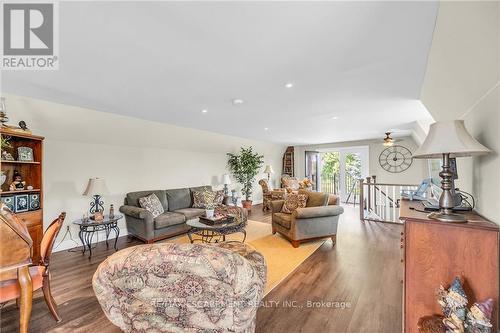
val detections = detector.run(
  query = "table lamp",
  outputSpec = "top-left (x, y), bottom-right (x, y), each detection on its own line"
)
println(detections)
top-left (413, 120), bottom-right (491, 222)
top-left (222, 174), bottom-right (231, 196)
top-left (263, 165), bottom-right (274, 182)
top-left (83, 178), bottom-right (108, 215)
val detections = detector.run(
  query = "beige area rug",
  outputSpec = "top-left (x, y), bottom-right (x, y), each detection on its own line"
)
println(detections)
top-left (162, 220), bottom-right (325, 295)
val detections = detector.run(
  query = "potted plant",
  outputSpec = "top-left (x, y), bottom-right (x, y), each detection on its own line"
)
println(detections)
top-left (227, 146), bottom-right (264, 209)
top-left (203, 190), bottom-right (216, 218)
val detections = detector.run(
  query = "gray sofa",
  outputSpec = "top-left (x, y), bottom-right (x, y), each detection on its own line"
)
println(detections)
top-left (271, 190), bottom-right (344, 248)
top-left (120, 185), bottom-right (246, 243)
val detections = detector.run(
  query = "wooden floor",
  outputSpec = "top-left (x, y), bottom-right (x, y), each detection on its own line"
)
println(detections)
top-left (0, 204), bottom-right (402, 333)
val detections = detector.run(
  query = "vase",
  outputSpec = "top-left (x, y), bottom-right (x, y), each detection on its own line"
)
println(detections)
top-left (205, 209), bottom-right (215, 218)
top-left (0, 171), bottom-right (6, 188)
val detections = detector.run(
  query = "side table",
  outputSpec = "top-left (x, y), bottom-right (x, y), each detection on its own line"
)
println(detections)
top-left (72, 214), bottom-right (123, 259)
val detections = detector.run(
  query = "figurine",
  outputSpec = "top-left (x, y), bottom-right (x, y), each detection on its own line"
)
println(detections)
top-left (437, 277), bottom-right (468, 333)
top-left (18, 121), bottom-right (28, 131)
top-left (2, 150), bottom-right (14, 161)
top-left (9, 171), bottom-right (26, 191)
top-left (109, 204), bottom-right (115, 218)
top-left (466, 299), bottom-right (493, 333)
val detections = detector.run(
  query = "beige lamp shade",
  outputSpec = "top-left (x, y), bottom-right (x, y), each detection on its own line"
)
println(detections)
top-left (263, 165), bottom-right (274, 174)
top-left (222, 174), bottom-right (231, 185)
top-left (82, 178), bottom-right (109, 196)
top-left (413, 120), bottom-right (491, 159)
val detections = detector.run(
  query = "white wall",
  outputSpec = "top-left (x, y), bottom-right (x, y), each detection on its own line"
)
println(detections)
top-left (420, 1), bottom-right (500, 223)
top-left (294, 136), bottom-right (428, 185)
top-left (2, 94), bottom-right (285, 249)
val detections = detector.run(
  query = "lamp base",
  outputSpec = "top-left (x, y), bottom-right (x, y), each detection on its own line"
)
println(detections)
top-left (428, 211), bottom-right (467, 223)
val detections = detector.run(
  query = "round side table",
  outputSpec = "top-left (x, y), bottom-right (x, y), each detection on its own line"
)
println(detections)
top-left (73, 214), bottom-right (123, 259)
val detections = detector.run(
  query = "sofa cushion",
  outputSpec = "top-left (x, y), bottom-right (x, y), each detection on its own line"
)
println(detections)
top-left (281, 193), bottom-right (307, 214)
top-left (138, 193), bottom-right (164, 218)
top-left (166, 188), bottom-right (191, 211)
top-left (273, 213), bottom-right (292, 229)
top-left (126, 190), bottom-right (167, 211)
top-left (298, 189), bottom-right (328, 207)
top-left (173, 208), bottom-right (205, 220)
top-left (154, 212), bottom-right (186, 229)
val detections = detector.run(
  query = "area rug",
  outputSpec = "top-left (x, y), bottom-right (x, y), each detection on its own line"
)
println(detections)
top-left (162, 220), bottom-right (325, 295)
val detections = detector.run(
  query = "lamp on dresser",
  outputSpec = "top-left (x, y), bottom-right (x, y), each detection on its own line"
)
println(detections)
top-left (83, 178), bottom-right (108, 216)
top-left (413, 120), bottom-right (491, 222)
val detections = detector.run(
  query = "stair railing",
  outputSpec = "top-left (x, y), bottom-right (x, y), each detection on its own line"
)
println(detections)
top-left (359, 176), bottom-right (418, 224)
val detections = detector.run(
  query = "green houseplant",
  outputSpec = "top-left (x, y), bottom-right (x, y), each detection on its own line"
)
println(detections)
top-left (227, 146), bottom-right (264, 209)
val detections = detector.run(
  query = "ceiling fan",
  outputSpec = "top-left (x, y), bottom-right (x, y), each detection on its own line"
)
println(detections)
top-left (382, 132), bottom-right (403, 147)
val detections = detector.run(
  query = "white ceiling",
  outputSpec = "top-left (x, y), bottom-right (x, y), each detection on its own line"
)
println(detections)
top-left (2, 1), bottom-right (437, 145)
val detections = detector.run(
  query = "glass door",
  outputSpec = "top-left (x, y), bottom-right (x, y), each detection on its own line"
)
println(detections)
top-left (318, 146), bottom-right (369, 202)
top-left (305, 151), bottom-right (320, 191)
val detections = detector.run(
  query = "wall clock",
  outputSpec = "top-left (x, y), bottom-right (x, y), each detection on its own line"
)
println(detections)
top-left (378, 145), bottom-right (413, 173)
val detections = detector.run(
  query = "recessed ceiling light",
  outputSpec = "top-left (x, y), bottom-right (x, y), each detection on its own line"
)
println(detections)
top-left (264, 127), bottom-right (269, 131)
top-left (331, 116), bottom-right (339, 120)
top-left (232, 98), bottom-right (244, 105)
top-left (201, 109), bottom-right (208, 113)
top-left (285, 82), bottom-right (294, 88)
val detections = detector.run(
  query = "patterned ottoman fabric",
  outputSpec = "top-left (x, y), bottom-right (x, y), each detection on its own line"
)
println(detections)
top-left (92, 242), bottom-right (266, 333)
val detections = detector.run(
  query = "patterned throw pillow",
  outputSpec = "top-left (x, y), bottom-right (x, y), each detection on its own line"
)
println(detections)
top-left (193, 190), bottom-right (224, 208)
top-left (214, 190), bottom-right (225, 206)
top-left (281, 193), bottom-right (307, 214)
top-left (138, 193), bottom-right (164, 218)
top-left (192, 191), bottom-right (206, 208)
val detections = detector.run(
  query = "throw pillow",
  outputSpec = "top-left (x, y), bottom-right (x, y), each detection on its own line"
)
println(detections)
top-left (281, 193), bottom-right (307, 214)
top-left (214, 190), bottom-right (225, 206)
top-left (139, 193), bottom-right (164, 218)
top-left (192, 191), bottom-right (206, 208)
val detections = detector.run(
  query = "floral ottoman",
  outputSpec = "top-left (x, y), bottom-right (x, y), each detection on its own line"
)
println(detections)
top-left (92, 242), bottom-right (266, 333)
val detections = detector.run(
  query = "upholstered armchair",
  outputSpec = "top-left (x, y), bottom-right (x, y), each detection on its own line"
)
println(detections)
top-left (258, 179), bottom-right (286, 211)
top-left (93, 242), bottom-right (266, 333)
top-left (281, 175), bottom-right (300, 193)
top-left (271, 190), bottom-right (343, 248)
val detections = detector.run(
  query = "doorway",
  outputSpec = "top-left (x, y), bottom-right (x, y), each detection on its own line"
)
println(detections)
top-left (305, 146), bottom-right (369, 203)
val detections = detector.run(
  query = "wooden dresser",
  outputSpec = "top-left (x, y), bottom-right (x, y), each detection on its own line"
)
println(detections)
top-left (400, 200), bottom-right (499, 332)
top-left (0, 128), bottom-right (44, 263)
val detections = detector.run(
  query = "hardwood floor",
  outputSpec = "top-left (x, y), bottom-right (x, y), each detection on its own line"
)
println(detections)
top-left (0, 204), bottom-right (402, 333)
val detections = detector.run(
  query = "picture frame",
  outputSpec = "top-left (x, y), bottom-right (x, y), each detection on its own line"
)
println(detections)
top-left (14, 194), bottom-right (29, 213)
top-left (17, 147), bottom-right (34, 162)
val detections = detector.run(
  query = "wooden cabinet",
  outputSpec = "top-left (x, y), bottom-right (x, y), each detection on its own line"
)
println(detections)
top-left (400, 200), bottom-right (499, 332)
top-left (1, 128), bottom-right (44, 263)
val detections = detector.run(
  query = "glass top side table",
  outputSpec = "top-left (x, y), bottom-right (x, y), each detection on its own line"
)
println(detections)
top-left (72, 214), bottom-right (123, 259)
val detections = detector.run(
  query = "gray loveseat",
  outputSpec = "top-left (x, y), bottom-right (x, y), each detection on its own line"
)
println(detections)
top-left (120, 185), bottom-right (247, 243)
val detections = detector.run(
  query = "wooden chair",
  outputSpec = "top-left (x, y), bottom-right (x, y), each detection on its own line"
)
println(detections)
top-left (0, 206), bottom-right (65, 332)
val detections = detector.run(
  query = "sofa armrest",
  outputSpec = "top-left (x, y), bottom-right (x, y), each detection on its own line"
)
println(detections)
top-left (119, 205), bottom-right (153, 220)
top-left (270, 200), bottom-right (285, 213)
top-left (294, 205), bottom-right (344, 219)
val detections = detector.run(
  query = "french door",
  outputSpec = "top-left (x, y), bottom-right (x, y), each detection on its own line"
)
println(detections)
top-left (305, 151), bottom-right (320, 191)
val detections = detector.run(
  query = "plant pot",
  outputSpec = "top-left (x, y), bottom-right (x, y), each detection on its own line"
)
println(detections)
top-left (205, 209), bottom-right (215, 218)
top-left (242, 200), bottom-right (252, 210)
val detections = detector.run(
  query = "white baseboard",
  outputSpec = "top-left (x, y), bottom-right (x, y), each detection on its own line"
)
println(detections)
top-left (53, 229), bottom-right (129, 253)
